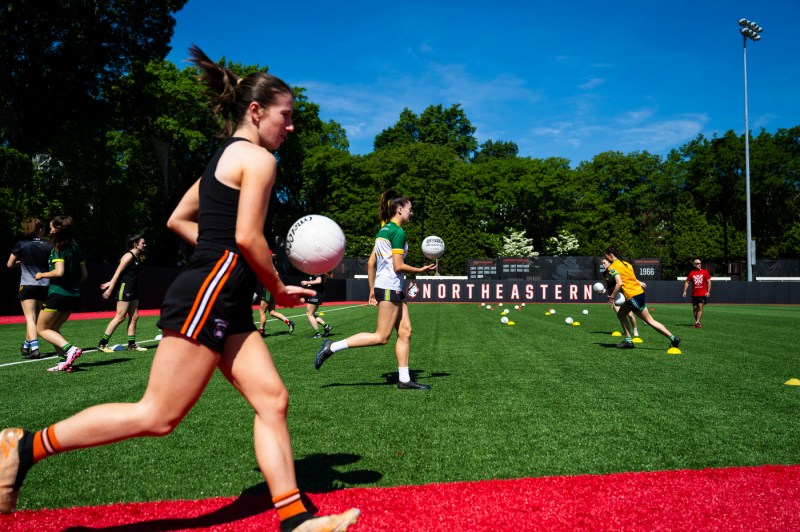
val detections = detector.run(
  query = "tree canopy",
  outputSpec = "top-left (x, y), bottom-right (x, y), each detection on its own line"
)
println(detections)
top-left (1, 5), bottom-right (799, 280)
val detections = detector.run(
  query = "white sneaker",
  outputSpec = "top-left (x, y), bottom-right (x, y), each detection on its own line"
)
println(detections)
top-left (292, 509), bottom-right (360, 531)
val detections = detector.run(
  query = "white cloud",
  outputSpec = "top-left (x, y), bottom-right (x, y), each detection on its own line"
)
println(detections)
top-left (578, 77), bottom-right (605, 90)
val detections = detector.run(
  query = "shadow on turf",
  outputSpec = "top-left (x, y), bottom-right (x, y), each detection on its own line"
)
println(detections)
top-left (63, 453), bottom-right (381, 531)
top-left (320, 369), bottom-right (448, 389)
top-left (72, 358), bottom-right (133, 370)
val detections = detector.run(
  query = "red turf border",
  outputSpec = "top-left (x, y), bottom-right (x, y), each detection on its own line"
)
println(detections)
top-left (2, 464), bottom-right (798, 531)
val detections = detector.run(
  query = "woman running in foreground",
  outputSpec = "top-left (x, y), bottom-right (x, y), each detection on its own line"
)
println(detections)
top-left (0, 45), bottom-right (359, 531)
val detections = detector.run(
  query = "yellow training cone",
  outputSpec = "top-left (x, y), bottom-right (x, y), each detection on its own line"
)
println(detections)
top-left (611, 331), bottom-right (622, 337)
top-left (784, 378), bottom-right (800, 386)
top-left (318, 312), bottom-right (325, 316)
top-left (666, 347), bottom-right (682, 355)
top-left (572, 321), bottom-right (580, 326)
top-left (632, 337), bottom-right (643, 343)
top-left (507, 321), bottom-right (516, 326)
top-left (545, 311), bottom-right (550, 316)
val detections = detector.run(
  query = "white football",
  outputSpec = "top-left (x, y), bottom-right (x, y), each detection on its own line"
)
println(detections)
top-left (615, 292), bottom-right (626, 306)
top-left (593, 282), bottom-right (606, 294)
top-left (421, 235), bottom-right (445, 259)
top-left (285, 215), bottom-right (346, 275)
top-left (565, 317), bottom-right (574, 325)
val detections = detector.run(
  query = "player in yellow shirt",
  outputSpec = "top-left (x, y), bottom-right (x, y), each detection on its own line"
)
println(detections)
top-left (604, 247), bottom-right (681, 350)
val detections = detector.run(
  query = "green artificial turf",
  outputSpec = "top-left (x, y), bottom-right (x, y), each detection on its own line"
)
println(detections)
top-left (1, 302), bottom-right (798, 510)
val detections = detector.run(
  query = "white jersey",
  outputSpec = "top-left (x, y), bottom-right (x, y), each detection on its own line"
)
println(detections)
top-left (373, 221), bottom-right (407, 291)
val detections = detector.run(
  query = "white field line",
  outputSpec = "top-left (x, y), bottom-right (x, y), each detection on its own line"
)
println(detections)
top-left (0, 304), bottom-right (367, 369)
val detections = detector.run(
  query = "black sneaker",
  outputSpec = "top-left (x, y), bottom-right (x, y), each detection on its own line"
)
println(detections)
top-left (314, 340), bottom-right (333, 370)
top-left (25, 349), bottom-right (41, 360)
top-left (288, 320), bottom-right (295, 333)
top-left (311, 332), bottom-right (324, 339)
top-left (20, 344), bottom-right (29, 358)
top-left (616, 341), bottom-right (635, 349)
top-left (259, 327), bottom-right (266, 337)
top-left (323, 324), bottom-right (332, 336)
top-left (671, 336), bottom-right (681, 348)
top-left (397, 380), bottom-right (431, 390)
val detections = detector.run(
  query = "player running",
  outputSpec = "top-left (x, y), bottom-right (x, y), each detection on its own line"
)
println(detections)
top-left (314, 190), bottom-right (436, 389)
top-left (604, 247), bottom-right (681, 350)
top-left (0, 46), bottom-right (359, 531)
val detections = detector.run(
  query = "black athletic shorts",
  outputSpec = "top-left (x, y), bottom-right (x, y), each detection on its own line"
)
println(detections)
top-left (115, 282), bottom-right (139, 303)
top-left (43, 292), bottom-right (82, 313)
top-left (307, 291), bottom-right (325, 305)
top-left (374, 287), bottom-right (405, 302)
top-left (18, 285), bottom-right (49, 302)
top-left (158, 246), bottom-right (257, 353)
top-left (691, 296), bottom-right (708, 305)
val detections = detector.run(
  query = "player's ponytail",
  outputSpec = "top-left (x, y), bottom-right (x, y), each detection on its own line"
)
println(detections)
top-left (379, 190), bottom-right (409, 224)
top-left (49, 215), bottom-right (74, 251)
top-left (189, 44), bottom-right (293, 138)
top-left (126, 234), bottom-right (142, 250)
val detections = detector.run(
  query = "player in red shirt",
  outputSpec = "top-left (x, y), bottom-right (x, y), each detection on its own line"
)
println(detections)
top-left (682, 259), bottom-right (712, 328)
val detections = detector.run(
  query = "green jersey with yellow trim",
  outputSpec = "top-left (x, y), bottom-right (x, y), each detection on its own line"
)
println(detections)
top-left (374, 221), bottom-right (407, 291)
top-left (48, 241), bottom-right (84, 297)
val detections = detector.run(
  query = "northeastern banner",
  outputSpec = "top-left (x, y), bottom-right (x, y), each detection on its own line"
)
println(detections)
top-left (405, 280), bottom-right (599, 303)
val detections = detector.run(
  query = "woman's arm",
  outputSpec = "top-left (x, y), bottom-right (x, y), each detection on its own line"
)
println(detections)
top-left (235, 148), bottom-right (313, 308)
top-left (100, 253), bottom-right (133, 299)
top-left (36, 261), bottom-right (64, 280)
top-left (392, 254), bottom-right (436, 275)
top-left (301, 275), bottom-right (322, 287)
top-left (367, 250), bottom-right (377, 306)
top-left (6, 253), bottom-right (18, 269)
top-left (167, 178), bottom-right (201, 246)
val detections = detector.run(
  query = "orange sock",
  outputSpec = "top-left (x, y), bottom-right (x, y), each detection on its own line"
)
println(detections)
top-left (32, 425), bottom-right (63, 464)
top-left (272, 488), bottom-right (309, 522)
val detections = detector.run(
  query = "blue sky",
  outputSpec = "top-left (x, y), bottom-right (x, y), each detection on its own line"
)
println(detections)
top-left (166, 1), bottom-right (799, 166)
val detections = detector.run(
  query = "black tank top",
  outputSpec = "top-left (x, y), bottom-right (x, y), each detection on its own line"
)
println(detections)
top-left (197, 137), bottom-right (270, 253)
top-left (119, 250), bottom-right (140, 289)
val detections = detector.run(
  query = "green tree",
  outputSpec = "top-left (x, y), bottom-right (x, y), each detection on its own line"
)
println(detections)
top-left (374, 104), bottom-right (477, 160)
top-left (473, 140), bottom-right (519, 163)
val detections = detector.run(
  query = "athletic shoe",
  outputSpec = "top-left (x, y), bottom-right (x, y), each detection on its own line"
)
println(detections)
top-left (288, 320), bottom-right (295, 333)
top-left (19, 345), bottom-right (28, 358)
top-left (695, 323), bottom-right (702, 329)
top-left (292, 508), bottom-right (360, 531)
top-left (616, 341), bottom-right (635, 349)
top-left (259, 327), bottom-right (266, 337)
top-left (127, 344), bottom-right (147, 352)
top-left (97, 344), bottom-right (114, 353)
top-left (671, 336), bottom-right (681, 348)
top-left (63, 347), bottom-right (82, 368)
top-left (314, 340), bottom-right (334, 370)
top-left (312, 332), bottom-right (324, 339)
top-left (47, 362), bottom-right (74, 372)
top-left (0, 428), bottom-right (24, 514)
top-left (323, 324), bottom-right (332, 337)
top-left (397, 380), bottom-right (431, 390)
top-left (24, 349), bottom-right (41, 360)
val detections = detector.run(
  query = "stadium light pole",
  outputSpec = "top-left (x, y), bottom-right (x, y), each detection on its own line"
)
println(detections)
top-left (739, 18), bottom-right (762, 282)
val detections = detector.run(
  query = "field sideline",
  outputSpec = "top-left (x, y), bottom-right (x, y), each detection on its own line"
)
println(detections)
top-left (1, 302), bottom-right (798, 530)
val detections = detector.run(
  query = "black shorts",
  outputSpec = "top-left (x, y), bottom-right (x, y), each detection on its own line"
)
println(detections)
top-left (115, 282), bottom-right (139, 303)
top-left (627, 292), bottom-right (647, 312)
top-left (307, 291), bottom-right (325, 305)
top-left (18, 285), bottom-right (49, 302)
top-left (158, 247), bottom-right (257, 353)
top-left (691, 296), bottom-right (708, 305)
top-left (43, 292), bottom-right (82, 313)
top-left (374, 287), bottom-right (405, 302)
